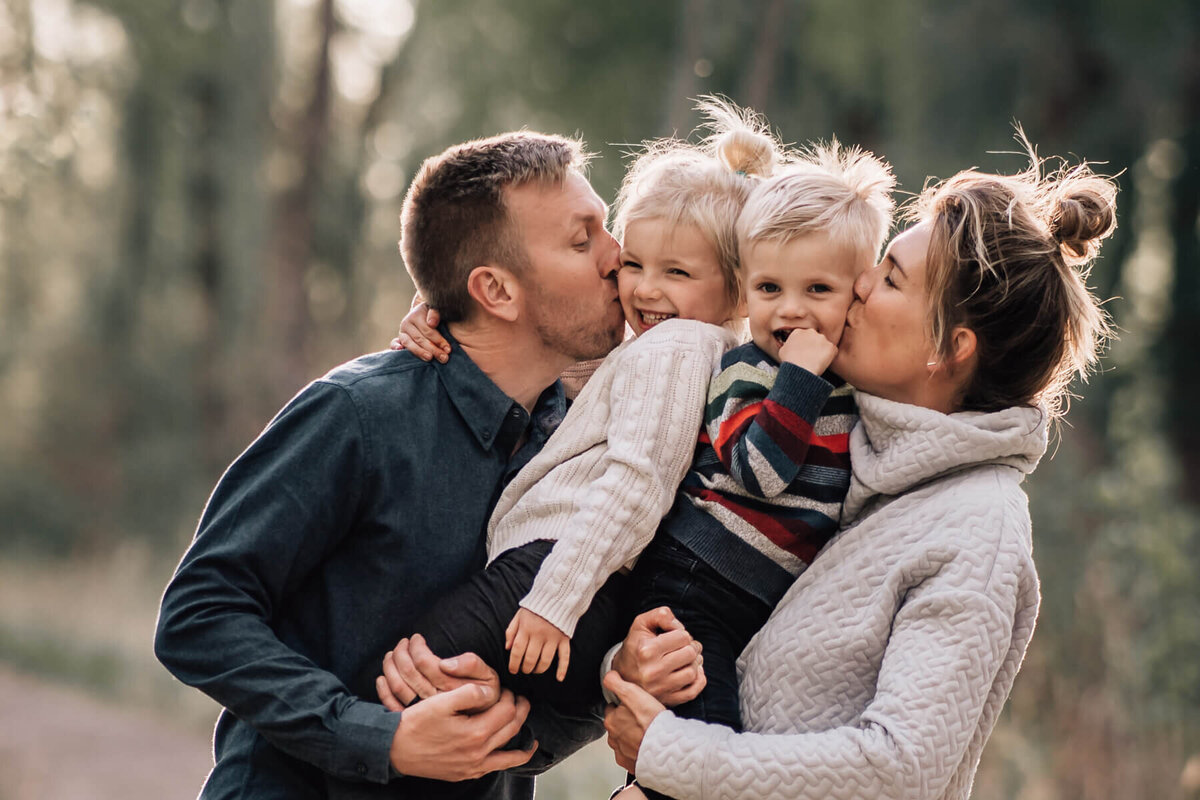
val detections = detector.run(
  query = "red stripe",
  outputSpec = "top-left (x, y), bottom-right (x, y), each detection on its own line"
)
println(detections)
top-left (712, 403), bottom-right (761, 454)
top-left (691, 488), bottom-right (824, 563)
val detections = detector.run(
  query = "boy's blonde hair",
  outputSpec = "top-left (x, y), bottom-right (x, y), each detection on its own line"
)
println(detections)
top-left (613, 98), bottom-right (784, 304)
top-left (737, 142), bottom-right (896, 260)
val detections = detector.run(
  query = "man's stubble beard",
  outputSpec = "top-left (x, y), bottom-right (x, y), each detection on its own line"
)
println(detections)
top-left (528, 287), bottom-right (624, 363)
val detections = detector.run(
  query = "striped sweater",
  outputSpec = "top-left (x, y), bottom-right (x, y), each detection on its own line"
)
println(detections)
top-left (659, 341), bottom-right (857, 606)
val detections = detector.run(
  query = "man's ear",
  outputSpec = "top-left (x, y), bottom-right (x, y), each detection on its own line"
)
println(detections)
top-left (465, 265), bottom-right (522, 323)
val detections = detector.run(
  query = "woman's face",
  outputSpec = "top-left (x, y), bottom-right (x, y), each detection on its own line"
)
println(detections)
top-left (832, 223), bottom-right (939, 404)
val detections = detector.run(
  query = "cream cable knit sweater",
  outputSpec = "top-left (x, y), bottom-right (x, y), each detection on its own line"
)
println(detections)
top-left (486, 318), bottom-right (741, 636)
top-left (635, 393), bottom-right (1048, 800)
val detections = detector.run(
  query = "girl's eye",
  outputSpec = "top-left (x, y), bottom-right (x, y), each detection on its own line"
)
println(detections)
top-left (757, 282), bottom-right (780, 293)
top-left (667, 268), bottom-right (691, 277)
top-left (621, 261), bottom-right (642, 271)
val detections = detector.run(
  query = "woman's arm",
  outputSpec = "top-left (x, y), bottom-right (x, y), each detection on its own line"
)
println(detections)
top-left (619, 585), bottom-right (1021, 800)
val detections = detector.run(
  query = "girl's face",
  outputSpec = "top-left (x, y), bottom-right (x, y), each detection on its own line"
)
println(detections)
top-left (832, 223), bottom-right (939, 403)
top-left (617, 219), bottom-right (740, 335)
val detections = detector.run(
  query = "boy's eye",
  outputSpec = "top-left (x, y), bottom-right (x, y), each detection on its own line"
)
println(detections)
top-left (808, 284), bottom-right (832, 294)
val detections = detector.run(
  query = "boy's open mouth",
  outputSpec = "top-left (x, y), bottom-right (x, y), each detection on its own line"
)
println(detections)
top-left (640, 311), bottom-right (676, 328)
top-left (773, 328), bottom-right (796, 345)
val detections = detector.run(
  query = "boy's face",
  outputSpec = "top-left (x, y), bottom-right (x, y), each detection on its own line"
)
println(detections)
top-left (741, 232), bottom-right (871, 363)
top-left (617, 218), bottom-right (740, 336)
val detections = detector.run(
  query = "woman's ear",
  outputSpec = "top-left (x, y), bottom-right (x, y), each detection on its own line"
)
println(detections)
top-left (465, 265), bottom-right (522, 323)
top-left (948, 326), bottom-right (978, 367)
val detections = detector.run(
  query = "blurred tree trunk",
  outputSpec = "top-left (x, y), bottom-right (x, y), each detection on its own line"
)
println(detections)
top-left (267, 0), bottom-right (336, 401)
top-left (663, 0), bottom-right (706, 134)
top-left (1165, 17), bottom-right (1200, 505)
top-left (740, 0), bottom-right (787, 112)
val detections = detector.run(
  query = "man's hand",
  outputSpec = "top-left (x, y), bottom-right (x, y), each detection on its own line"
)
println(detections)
top-left (611, 607), bottom-right (705, 707)
top-left (603, 670), bottom-right (667, 774)
top-left (390, 301), bottom-right (449, 363)
top-left (505, 608), bottom-right (571, 681)
top-left (388, 682), bottom-right (537, 781)
top-left (376, 634), bottom-right (499, 713)
top-left (778, 327), bottom-right (837, 376)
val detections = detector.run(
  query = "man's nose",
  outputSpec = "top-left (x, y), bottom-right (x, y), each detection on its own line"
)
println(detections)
top-left (598, 231), bottom-right (621, 278)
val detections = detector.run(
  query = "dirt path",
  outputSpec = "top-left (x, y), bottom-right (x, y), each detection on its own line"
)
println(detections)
top-left (0, 666), bottom-right (213, 800)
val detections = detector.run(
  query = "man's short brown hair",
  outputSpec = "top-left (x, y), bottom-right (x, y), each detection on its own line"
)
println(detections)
top-left (399, 132), bottom-right (592, 323)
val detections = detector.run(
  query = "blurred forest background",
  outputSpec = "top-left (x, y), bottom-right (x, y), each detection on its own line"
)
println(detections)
top-left (0, 0), bottom-right (1198, 797)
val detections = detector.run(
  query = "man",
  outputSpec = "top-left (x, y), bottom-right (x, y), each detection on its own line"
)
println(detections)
top-left (155, 131), bottom-right (627, 799)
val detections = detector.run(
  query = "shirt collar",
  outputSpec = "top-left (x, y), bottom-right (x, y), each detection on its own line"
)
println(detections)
top-left (433, 325), bottom-right (566, 452)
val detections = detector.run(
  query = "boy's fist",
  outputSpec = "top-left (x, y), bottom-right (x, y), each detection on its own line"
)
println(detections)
top-left (778, 327), bottom-right (837, 375)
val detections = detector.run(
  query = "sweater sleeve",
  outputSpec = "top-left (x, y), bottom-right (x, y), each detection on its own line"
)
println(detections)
top-left (636, 585), bottom-right (1019, 800)
top-left (519, 324), bottom-right (729, 636)
top-left (706, 358), bottom-right (834, 498)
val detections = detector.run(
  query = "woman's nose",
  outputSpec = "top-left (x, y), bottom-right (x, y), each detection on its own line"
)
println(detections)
top-left (853, 266), bottom-right (876, 303)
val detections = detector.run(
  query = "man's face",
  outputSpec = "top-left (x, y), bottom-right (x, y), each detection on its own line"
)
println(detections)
top-left (506, 171), bottom-right (626, 362)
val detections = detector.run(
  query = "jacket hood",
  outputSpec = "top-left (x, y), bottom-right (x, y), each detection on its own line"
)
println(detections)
top-left (842, 392), bottom-right (1049, 524)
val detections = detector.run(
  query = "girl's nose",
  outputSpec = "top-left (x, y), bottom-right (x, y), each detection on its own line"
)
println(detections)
top-left (633, 277), bottom-right (660, 299)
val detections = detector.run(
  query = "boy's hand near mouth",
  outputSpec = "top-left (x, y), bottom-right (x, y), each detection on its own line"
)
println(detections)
top-left (778, 326), bottom-right (838, 376)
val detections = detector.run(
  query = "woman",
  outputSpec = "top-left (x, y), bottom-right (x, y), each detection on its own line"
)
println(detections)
top-left (603, 150), bottom-right (1117, 800)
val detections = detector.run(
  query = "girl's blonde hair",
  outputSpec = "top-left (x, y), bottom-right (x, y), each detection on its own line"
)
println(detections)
top-left (912, 135), bottom-right (1118, 417)
top-left (613, 97), bottom-right (783, 305)
top-left (736, 141), bottom-right (896, 260)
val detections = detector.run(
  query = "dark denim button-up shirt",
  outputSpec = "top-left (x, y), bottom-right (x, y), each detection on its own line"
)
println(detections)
top-left (155, 329), bottom-right (566, 799)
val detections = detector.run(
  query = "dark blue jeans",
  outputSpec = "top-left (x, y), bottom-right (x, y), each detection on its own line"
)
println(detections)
top-left (408, 540), bottom-right (635, 775)
top-left (630, 536), bottom-right (773, 731)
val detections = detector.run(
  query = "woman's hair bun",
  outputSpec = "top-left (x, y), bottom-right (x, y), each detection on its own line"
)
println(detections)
top-left (1048, 176), bottom-right (1117, 261)
top-left (697, 96), bottom-right (780, 178)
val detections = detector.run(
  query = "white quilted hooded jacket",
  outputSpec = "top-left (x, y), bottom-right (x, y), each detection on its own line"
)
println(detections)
top-left (636, 392), bottom-right (1048, 800)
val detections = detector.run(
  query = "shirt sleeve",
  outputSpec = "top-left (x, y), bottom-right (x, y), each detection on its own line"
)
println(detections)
top-left (154, 381), bottom-right (401, 784)
top-left (705, 359), bottom-right (834, 498)
top-left (519, 327), bottom-right (728, 636)
top-left (635, 584), bottom-right (1020, 800)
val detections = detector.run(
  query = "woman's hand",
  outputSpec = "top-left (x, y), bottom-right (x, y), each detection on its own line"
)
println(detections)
top-left (390, 301), bottom-right (449, 362)
top-left (505, 608), bottom-right (571, 681)
top-left (603, 670), bottom-right (667, 774)
top-left (612, 607), bottom-right (706, 706)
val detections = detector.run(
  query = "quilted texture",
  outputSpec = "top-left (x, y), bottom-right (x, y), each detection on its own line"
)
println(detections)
top-left (636, 393), bottom-right (1047, 800)
top-left (486, 318), bottom-right (740, 637)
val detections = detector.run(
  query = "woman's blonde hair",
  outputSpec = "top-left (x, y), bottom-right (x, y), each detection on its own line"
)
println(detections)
top-left (912, 136), bottom-right (1118, 417)
top-left (613, 97), bottom-right (783, 305)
